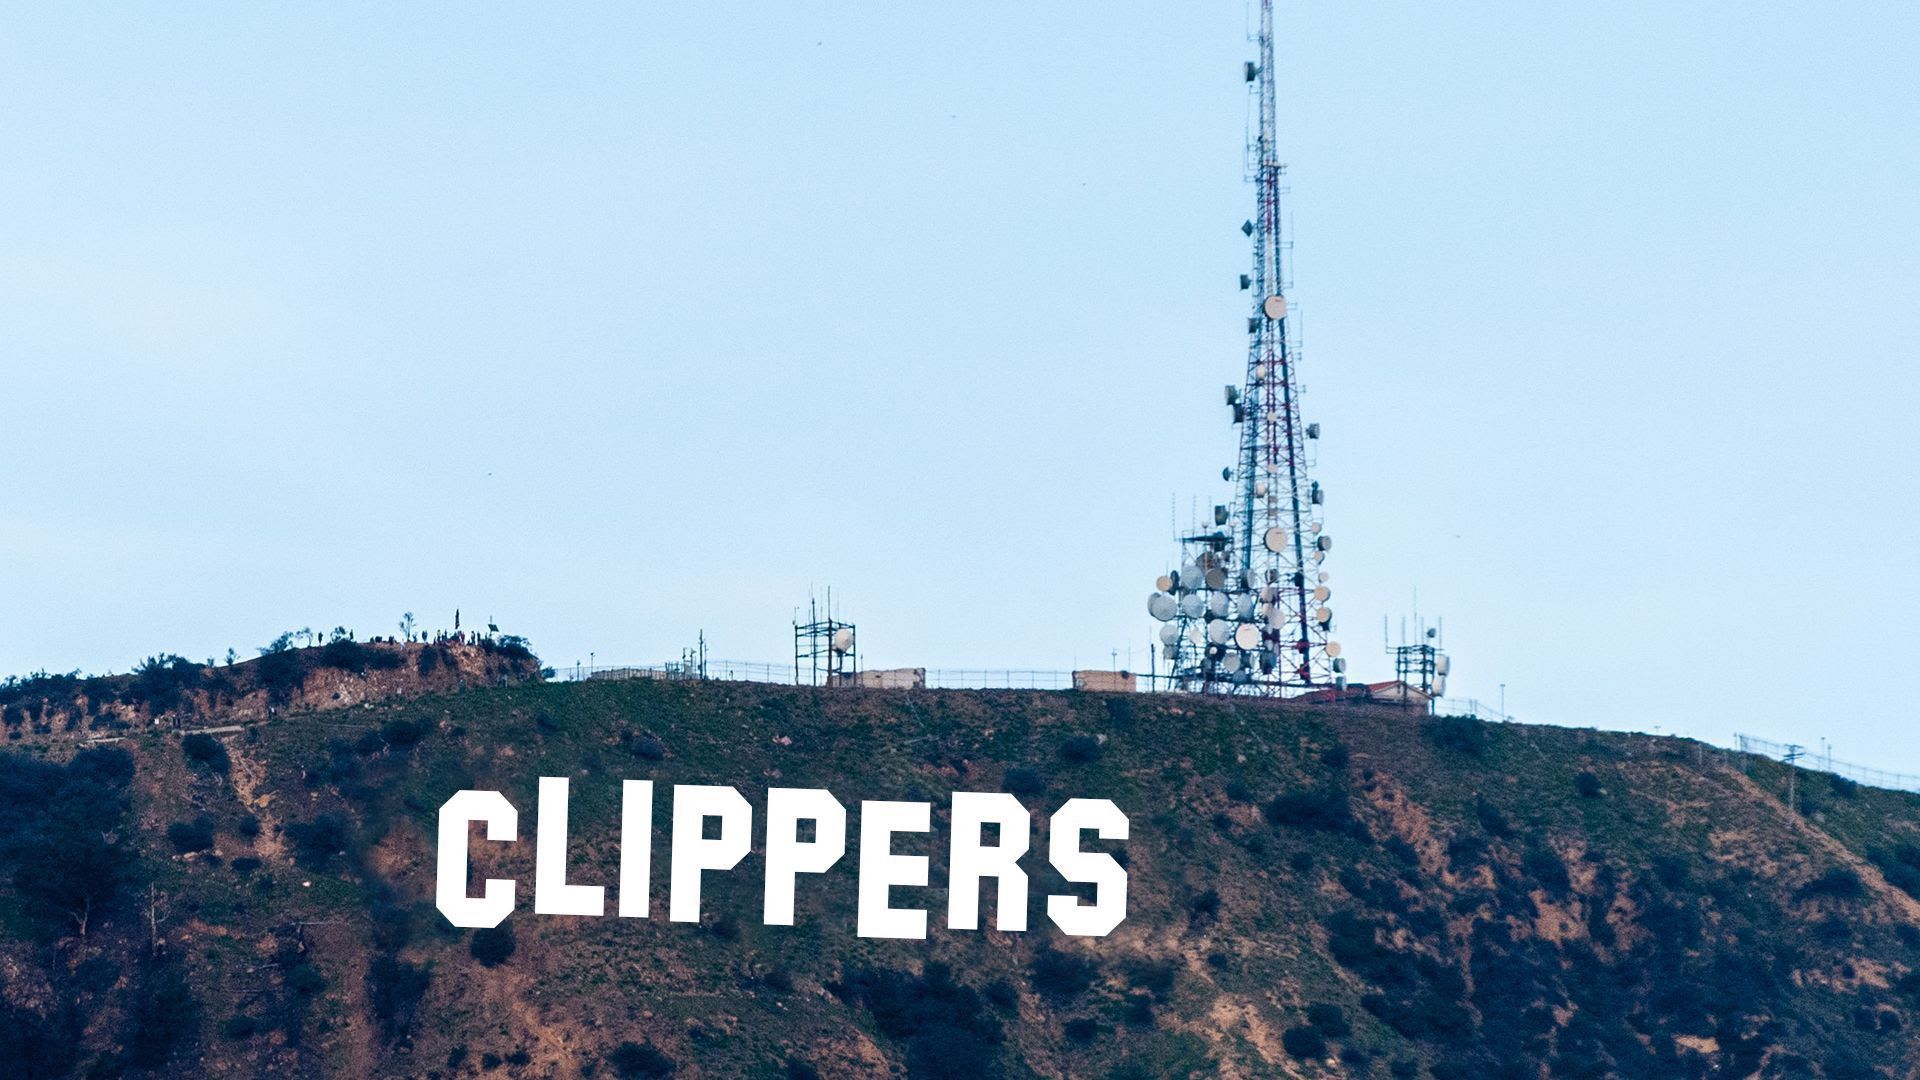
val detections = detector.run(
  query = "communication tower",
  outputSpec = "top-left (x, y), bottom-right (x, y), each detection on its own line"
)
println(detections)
top-left (1385, 614), bottom-right (1450, 708)
top-left (794, 593), bottom-right (857, 687)
top-left (1147, 0), bottom-right (1341, 695)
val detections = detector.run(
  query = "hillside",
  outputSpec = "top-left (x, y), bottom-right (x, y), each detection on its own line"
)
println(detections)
top-left (3, 659), bottom-right (1920, 1079)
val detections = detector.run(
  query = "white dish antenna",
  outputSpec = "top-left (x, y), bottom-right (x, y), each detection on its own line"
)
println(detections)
top-left (1233, 624), bottom-right (1262, 650)
top-left (1155, 574), bottom-right (1173, 593)
top-left (1206, 620), bottom-right (1231, 645)
top-left (1312, 585), bottom-right (1330, 603)
top-left (1326, 641), bottom-right (1343, 658)
top-left (831, 628), bottom-right (855, 653)
top-left (1222, 651), bottom-right (1243, 674)
top-left (1148, 593), bottom-right (1177, 622)
top-left (1204, 567), bottom-right (1228, 590)
top-left (1314, 607), bottom-right (1333, 625)
top-left (1263, 295), bottom-right (1288, 320)
top-left (1207, 592), bottom-right (1229, 618)
top-left (1159, 622), bottom-right (1181, 645)
top-left (1180, 593), bottom-right (1205, 619)
top-left (1263, 527), bottom-right (1288, 553)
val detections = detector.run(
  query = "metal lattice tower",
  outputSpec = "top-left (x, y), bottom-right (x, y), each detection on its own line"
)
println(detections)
top-left (1148, 0), bottom-right (1343, 694)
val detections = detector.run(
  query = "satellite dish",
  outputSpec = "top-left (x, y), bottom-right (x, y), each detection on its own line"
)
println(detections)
top-left (1317, 571), bottom-right (1329, 584)
top-left (1181, 562), bottom-right (1202, 587)
top-left (1207, 620), bottom-right (1231, 645)
top-left (1148, 593), bottom-right (1177, 622)
top-left (1263, 527), bottom-right (1288, 553)
top-left (1263, 295), bottom-right (1287, 320)
top-left (1254, 479), bottom-right (1269, 497)
top-left (1312, 585), bottom-right (1330, 603)
top-left (1259, 586), bottom-right (1276, 603)
top-left (831, 628), bottom-right (855, 653)
top-left (1222, 651), bottom-right (1242, 674)
top-left (1326, 641), bottom-right (1343, 658)
top-left (1232, 668), bottom-right (1254, 685)
top-left (1267, 606), bottom-right (1287, 629)
top-left (1180, 593), bottom-right (1206, 619)
top-left (1159, 622), bottom-right (1181, 645)
top-left (1207, 592), bottom-right (1229, 618)
top-left (1155, 574), bottom-right (1173, 593)
top-left (1312, 551), bottom-right (1325, 564)
top-left (1310, 521), bottom-right (1323, 535)
top-left (1316, 536), bottom-right (1331, 552)
top-left (1233, 624), bottom-right (1261, 650)
top-left (1205, 567), bottom-right (1228, 590)
top-left (1314, 607), bottom-right (1333, 625)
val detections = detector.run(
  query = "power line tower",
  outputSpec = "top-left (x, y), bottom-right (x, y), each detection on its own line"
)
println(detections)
top-left (1148, 0), bottom-right (1341, 695)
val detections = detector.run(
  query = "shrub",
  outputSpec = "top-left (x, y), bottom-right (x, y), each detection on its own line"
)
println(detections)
top-left (417, 647), bottom-right (441, 676)
top-left (1004, 767), bottom-right (1047, 796)
top-left (366, 956), bottom-right (430, 1041)
top-left (1523, 846), bottom-right (1572, 900)
top-left (1224, 778), bottom-right (1255, 803)
top-left (1064, 1017), bottom-right (1100, 1042)
top-left (1307, 1003), bottom-right (1351, 1037)
top-left (1871, 845), bottom-right (1920, 898)
top-left (786, 1060), bottom-right (821, 1080)
top-left (286, 813), bottom-right (353, 868)
top-left (470, 922), bottom-right (516, 967)
top-left (1031, 947), bottom-right (1098, 1000)
top-left (1264, 788), bottom-right (1355, 834)
top-left (182, 733), bottom-right (230, 773)
top-left (1797, 867), bottom-right (1866, 902)
top-left (1320, 743), bottom-right (1351, 770)
top-left (231, 856), bottom-right (262, 875)
top-left (1427, 714), bottom-right (1488, 756)
top-left (381, 717), bottom-right (427, 748)
top-left (1060, 734), bottom-right (1103, 764)
top-left (830, 963), bottom-right (1002, 1079)
top-left (1829, 774), bottom-right (1860, 799)
top-left (984, 979), bottom-right (1018, 1011)
top-left (628, 732), bottom-right (667, 761)
top-left (168, 816), bottom-right (216, 854)
top-left (1475, 797), bottom-right (1513, 838)
top-left (1575, 771), bottom-right (1604, 798)
top-left (220, 1014), bottom-right (264, 1041)
top-left (1282, 1024), bottom-right (1328, 1059)
top-left (609, 1040), bottom-right (677, 1078)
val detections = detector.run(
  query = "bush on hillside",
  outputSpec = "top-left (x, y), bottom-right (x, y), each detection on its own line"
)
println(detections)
top-left (182, 733), bottom-right (230, 773)
top-left (1796, 867), bottom-right (1866, 903)
top-left (1265, 788), bottom-right (1357, 834)
top-left (609, 1040), bottom-right (677, 1078)
top-left (168, 816), bottom-right (216, 854)
top-left (1426, 714), bottom-right (1488, 756)
top-left (470, 922), bottom-right (516, 967)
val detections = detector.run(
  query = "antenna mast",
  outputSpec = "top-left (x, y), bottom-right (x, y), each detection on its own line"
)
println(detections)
top-left (1147, 0), bottom-right (1340, 695)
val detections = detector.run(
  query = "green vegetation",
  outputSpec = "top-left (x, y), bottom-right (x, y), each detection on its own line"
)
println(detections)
top-left (1, 668), bottom-right (1918, 1077)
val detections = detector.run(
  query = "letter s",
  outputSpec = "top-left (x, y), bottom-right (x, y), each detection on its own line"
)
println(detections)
top-left (1046, 798), bottom-right (1128, 937)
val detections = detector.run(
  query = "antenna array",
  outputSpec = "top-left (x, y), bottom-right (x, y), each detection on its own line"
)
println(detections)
top-left (1147, 0), bottom-right (1339, 695)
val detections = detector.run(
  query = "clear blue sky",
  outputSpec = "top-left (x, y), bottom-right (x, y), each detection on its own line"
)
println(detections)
top-left (4, 4), bottom-right (1916, 769)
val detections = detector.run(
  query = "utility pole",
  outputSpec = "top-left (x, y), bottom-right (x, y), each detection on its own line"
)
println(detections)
top-left (1785, 743), bottom-right (1804, 814)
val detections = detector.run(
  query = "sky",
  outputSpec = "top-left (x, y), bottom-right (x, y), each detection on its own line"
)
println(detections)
top-left (3, 4), bottom-right (1917, 770)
